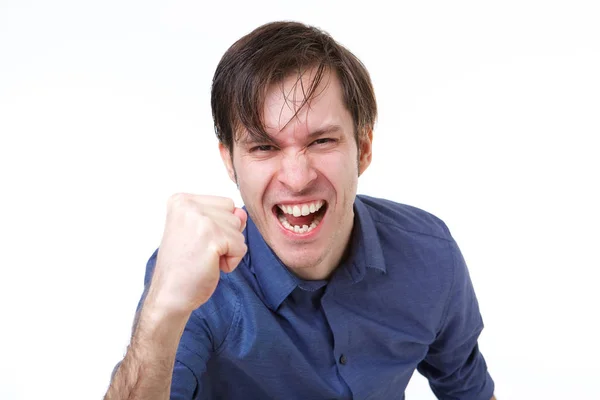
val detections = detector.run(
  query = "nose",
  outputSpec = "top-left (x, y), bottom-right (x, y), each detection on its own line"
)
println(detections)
top-left (277, 150), bottom-right (318, 193)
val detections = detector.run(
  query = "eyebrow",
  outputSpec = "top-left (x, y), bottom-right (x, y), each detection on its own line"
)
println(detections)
top-left (307, 124), bottom-right (343, 140)
top-left (239, 124), bottom-right (343, 146)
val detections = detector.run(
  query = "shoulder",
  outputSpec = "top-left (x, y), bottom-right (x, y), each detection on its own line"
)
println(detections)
top-left (355, 196), bottom-right (464, 331)
top-left (357, 194), bottom-right (453, 243)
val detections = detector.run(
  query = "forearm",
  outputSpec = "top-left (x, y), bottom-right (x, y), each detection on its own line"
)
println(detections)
top-left (104, 303), bottom-right (190, 400)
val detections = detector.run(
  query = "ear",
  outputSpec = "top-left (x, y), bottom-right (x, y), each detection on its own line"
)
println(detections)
top-left (219, 143), bottom-right (237, 184)
top-left (358, 129), bottom-right (373, 176)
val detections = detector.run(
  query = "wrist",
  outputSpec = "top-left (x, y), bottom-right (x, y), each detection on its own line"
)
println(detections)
top-left (134, 296), bottom-right (192, 349)
top-left (144, 280), bottom-right (200, 318)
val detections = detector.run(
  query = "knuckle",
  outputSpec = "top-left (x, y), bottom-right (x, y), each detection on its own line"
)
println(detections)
top-left (168, 192), bottom-right (189, 207)
top-left (221, 197), bottom-right (235, 211)
top-left (229, 215), bottom-right (242, 230)
top-left (195, 214), bottom-right (213, 233)
top-left (201, 218), bottom-right (226, 245)
top-left (235, 230), bottom-right (246, 244)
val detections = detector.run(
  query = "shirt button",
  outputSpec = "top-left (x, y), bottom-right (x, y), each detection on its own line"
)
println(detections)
top-left (339, 354), bottom-right (347, 365)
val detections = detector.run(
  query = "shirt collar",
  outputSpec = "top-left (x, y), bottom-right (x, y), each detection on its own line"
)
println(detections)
top-left (243, 195), bottom-right (386, 310)
top-left (336, 195), bottom-right (387, 284)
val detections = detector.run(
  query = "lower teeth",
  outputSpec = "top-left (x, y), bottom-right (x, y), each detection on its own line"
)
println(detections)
top-left (278, 214), bottom-right (322, 233)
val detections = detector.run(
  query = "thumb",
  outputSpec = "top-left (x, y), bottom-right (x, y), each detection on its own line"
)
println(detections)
top-left (233, 207), bottom-right (248, 232)
top-left (220, 254), bottom-right (245, 273)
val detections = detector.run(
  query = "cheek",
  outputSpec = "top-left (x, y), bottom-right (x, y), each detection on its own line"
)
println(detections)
top-left (235, 158), bottom-right (277, 199)
top-left (315, 153), bottom-right (359, 189)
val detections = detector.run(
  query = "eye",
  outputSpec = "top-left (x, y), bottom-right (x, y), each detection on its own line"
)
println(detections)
top-left (250, 145), bottom-right (276, 152)
top-left (312, 138), bottom-right (336, 146)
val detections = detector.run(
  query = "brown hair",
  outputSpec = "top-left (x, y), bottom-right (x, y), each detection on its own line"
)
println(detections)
top-left (211, 21), bottom-right (377, 154)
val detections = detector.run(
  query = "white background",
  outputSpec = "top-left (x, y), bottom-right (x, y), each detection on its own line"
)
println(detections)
top-left (1, 1), bottom-right (599, 399)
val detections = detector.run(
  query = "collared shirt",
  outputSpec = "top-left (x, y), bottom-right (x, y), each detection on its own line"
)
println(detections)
top-left (138, 195), bottom-right (495, 399)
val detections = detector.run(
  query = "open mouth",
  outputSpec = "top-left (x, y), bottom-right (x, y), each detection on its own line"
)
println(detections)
top-left (273, 200), bottom-right (328, 234)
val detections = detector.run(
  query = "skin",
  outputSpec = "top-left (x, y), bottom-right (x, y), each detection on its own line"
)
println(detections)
top-left (220, 68), bottom-right (373, 280)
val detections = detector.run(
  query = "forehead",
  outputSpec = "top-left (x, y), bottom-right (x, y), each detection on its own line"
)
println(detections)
top-left (233, 68), bottom-right (353, 147)
top-left (262, 68), bottom-right (349, 135)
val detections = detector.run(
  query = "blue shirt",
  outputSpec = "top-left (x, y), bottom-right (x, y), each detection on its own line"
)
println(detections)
top-left (138, 195), bottom-right (495, 399)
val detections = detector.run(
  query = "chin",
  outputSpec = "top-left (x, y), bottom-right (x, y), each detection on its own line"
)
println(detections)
top-left (275, 245), bottom-right (328, 273)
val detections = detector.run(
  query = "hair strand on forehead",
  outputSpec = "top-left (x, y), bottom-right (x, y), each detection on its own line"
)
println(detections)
top-left (274, 63), bottom-right (329, 134)
top-left (211, 21), bottom-right (377, 153)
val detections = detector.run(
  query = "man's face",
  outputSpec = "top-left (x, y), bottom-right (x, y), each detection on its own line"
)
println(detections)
top-left (220, 69), bottom-right (373, 279)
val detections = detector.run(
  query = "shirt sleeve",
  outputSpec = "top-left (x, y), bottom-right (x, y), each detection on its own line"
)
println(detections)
top-left (170, 360), bottom-right (199, 399)
top-left (137, 249), bottom-right (240, 400)
top-left (417, 241), bottom-right (495, 400)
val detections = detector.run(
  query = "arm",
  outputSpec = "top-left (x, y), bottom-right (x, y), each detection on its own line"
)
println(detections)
top-left (104, 297), bottom-right (191, 400)
top-left (417, 240), bottom-right (495, 400)
top-left (103, 194), bottom-right (248, 399)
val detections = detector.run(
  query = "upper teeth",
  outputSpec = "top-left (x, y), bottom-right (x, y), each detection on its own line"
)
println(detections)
top-left (278, 200), bottom-right (324, 217)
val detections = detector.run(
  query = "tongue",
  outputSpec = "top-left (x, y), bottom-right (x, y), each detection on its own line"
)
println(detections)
top-left (285, 214), bottom-right (315, 227)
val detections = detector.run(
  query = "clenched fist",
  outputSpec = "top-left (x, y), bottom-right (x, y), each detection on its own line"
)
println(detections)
top-left (145, 193), bottom-right (248, 315)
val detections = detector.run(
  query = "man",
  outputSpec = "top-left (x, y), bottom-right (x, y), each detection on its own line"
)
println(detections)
top-left (105, 21), bottom-right (496, 399)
